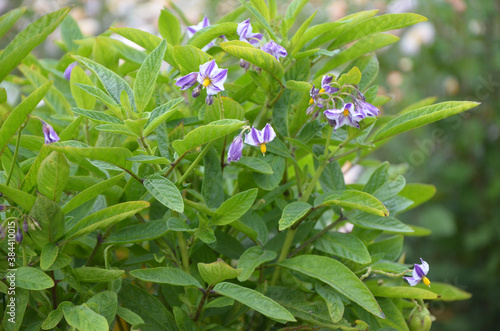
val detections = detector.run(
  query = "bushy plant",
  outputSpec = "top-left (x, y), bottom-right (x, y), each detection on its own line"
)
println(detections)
top-left (0, 1), bottom-right (478, 330)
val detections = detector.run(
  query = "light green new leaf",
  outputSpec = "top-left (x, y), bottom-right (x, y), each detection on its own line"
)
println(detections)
top-left (143, 174), bottom-right (184, 213)
top-left (237, 246), bottom-right (276, 282)
top-left (46, 143), bottom-right (132, 169)
top-left (315, 232), bottom-right (372, 264)
top-left (71, 107), bottom-right (122, 124)
top-left (173, 45), bottom-right (211, 74)
top-left (278, 201), bottom-right (312, 231)
top-left (172, 119), bottom-right (246, 155)
top-left (37, 151), bottom-right (69, 202)
top-left (290, 11), bottom-right (316, 55)
top-left (15, 267), bottom-right (54, 290)
top-left (0, 7), bottom-right (26, 39)
top-left (239, 0), bottom-right (277, 40)
top-left (220, 41), bottom-right (284, 80)
top-left (231, 156), bottom-right (273, 174)
top-left (131, 267), bottom-right (202, 288)
top-left (144, 97), bottom-right (183, 136)
top-left (198, 259), bottom-right (242, 285)
top-left (212, 188), bottom-right (258, 225)
top-left (282, 0), bottom-right (308, 36)
top-left (73, 55), bottom-right (135, 110)
top-left (0, 7), bottom-right (70, 82)
top-left (214, 282), bottom-right (296, 323)
top-left (40, 243), bottom-right (59, 270)
top-left (285, 80), bottom-right (312, 91)
top-left (63, 304), bottom-right (109, 331)
top-left (0, 88), bottom-right (6, 104)
top-left (159, 9), bottom-right (182, 45)
top-left (279, 255), bottom-right (384, 318)
top-left (398, 183), bottom-right (436, 212)
top-left (0, 81), bottom-right (52, 156)
top-left (315, 190), bottom-right (389, 216)
top-left (73, 267), bottom-right (124, 283)
top-left (315, 33), bottom-right (399, 78)
top-left (134, 40), bottom-right (167, 112)
top-left (65, 201), bottom-right (150, 240)
top-left (188, 22), bottom-right (238, 49)
top-left (62, 173), bottom-right (124, 214)
top-left (374, 101), bottom-right (480, 141)
top-left (105, 219), bottom-right (169, 244)
top-left (204, 96), bottom-right (245, 123)
top-left (0, 184), bottom-right (36, 211)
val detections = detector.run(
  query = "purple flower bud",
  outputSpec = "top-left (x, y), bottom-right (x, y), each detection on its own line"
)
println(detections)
top-left (227, 135), bottom-right (244, 163)
top-left (192, 85), bottom-right (202, 98)
top-left (261, 41), bottom-right (288, 60)
top-left (23, 220), bottom-right (28, 233)
top-left (40, 120), bottom-right (60, 144)
top-left (205, 95), bottom-right (214, 105)
top-left (0, 205), bottom-right (6, 211)
top-left (239, 59), bottom-right (250, 71)
top-left (15, 227), bottom-right (23, 243)
top-left (306, 105), bottom-right (315, 115)
top-left (64, 62), bottom-right (78, 80)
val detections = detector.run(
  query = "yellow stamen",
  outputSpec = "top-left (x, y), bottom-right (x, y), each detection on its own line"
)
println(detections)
top-left (422, 277), bottom-right (431, 287)
top-left (343, 108), bottom-right (349, 117)
top-left (309, 98), bottom-right (314, 104)
top-left (203, 78), bottom-right (211, 87)
top-left (260, 144), bottom-right (267, 155)
top-left (319, 88), bottom-right (325, 93)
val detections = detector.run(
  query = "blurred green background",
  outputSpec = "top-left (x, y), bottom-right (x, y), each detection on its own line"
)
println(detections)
top-left (2, 0), bottom-right (499, 329)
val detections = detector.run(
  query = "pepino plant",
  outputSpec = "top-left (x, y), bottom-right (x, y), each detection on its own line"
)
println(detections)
top-left (0, 1), bottom-right (477, 330)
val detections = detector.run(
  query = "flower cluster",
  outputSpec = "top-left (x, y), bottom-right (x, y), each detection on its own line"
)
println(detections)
top-left (227, 124), bottom-right (276, 162)
top-left (0, 209), bottom-right (41, 243)
top-left (306, 75), bottom-right (381, 130)
top-left (404, 258), bottom-right (431, 287)
top-left (175, 60), bottom-right (228, 105)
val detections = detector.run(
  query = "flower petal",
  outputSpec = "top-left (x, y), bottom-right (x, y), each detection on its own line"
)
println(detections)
top-left (244, 127), bottom-right (262, 146)
top-left (175, 72), bottom-right (198, 90)
top-left (262, 123), bottom-right (276, 143)
top-left (404, 276), bottom-right (421, 286)
top-left (228, 136), bottom-right (243, 162)
top-left (206, 83), bottom-right (223, 96)
top-left (419, 258), bottom-right (430, 275)
top-left (199, 60), bottom-right (216, 78)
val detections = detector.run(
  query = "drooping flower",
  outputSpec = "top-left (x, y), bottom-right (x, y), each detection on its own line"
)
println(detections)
top-left (187, 16), bottom-right (215, 50)
top-left (15, 226), bottom-right (23, 243)
top-left (323, 103), bottom-right (364, 130)
top-left (404, 258), bottom-right (431, 287)
top-left (321, 75), bottom-right (339, 94)
top-left (237, 19), bottom-right (263, 45)
top-left (40, 120), bottom-right (60, 144)
top-left (261, 41), bottom-right (287, 60)
top-left (244, 124), bottom-right (276, 156)
top-left (227, 135), bottom-right (244, 163)
top-left (308, 85), bottom-right (323, 110)
top-left (175, 72), bottom-right (198, 91)
top-left (197, 60), bottom-right (228, 96)
top-left (353, 98), bottom-right (380, 117)
top-left (64, 62), bottom-right (77, 80)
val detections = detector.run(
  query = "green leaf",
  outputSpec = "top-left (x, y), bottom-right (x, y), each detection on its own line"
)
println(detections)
top-left (74, 83), bottom-right (120, 115)
top-left (363, 162), bottom-right (389, 194)
top-left (254, 154), bottom-right (285, 191)
top-left (126, 155), bottom-right (171, 164)
top-left (368, 235), bottom-right (403, 261)
top-left (73, 55), bottom-right (135, 110)
top-left (65, 201), bottom-right (150, 240)
top-left (63, 304), bottom-right (109, 331)
top-left (285, 80), bottom-right (312, 91)
top-left (71, 107), bottom-right (122, 124)
top-left (74, 267), bottom-right (124, 282)
top-left (105, 219), bottom-right (169, 244)
top-left (0, 88), bottom-right (6, 104)
top-left (282, 0), bottom-right (308, 36)
top-left (315, 33), bottom-right (399, 78)
top-left (315, 190), bottom-right (389, 216)
top-left (15, 267), bottom-right (54, 290)
top-left (47, 143), bottom-right (132, 169)
top-left (143, 174), bottom-right (184, 213)
top-left (144, 97), bottom-right (183, 136)
top-left (0, 183), bottom-right (36, 211)
top-left (95, 123), bottom-right (138, 137)
top-left (172, 119), bottom-right (246, 155)
top-left (116, 307), bottom-right (144, 326)
top-left (0, 81), bottom-right (52, 156)
top-left (0, 7), bottom-right (26, 39)
top-left (62, 173), bottom-right (125, 214)
top-left (400, 96), bottom-right (438, 114)
top-left (349, 212), bottom-right (414, 233)
top-left (134, 40), bottom-right (167, 112)
top-left (279, 255), bottom-right (384, 318)
top-left (0, 7), bottom-right (70, 81)
top-left (40, 243), bottom-right (59, 270)
top-left (131, 267), bottom-right (202, 288)
top-left (198, 258), bottom-right (242, 285)
top-left (29, 194), bottom-right (65, 249)
top-left (220, 41), bottom-right (284, 80)
top-left (231, 156), bottom-right (273, 174)
top-left (60, 15), bottom-right (83, 52)
top-left (398, 183), bottom-right (436, 212)
top-left (3, 288), bottom-right (28, 331)
top-left (374, 101), bottom-right (480, 141)
top-left (315, 232), bottom-right (371, 264)
top-left (250, 0), bottom-right (270, 21)
top-left (278, 201), bottom-right (312, 231)
top-left (202, 147), bottom-right (224, 208)
top-left (373, 175), bottom-right (406, 201)
top-left (212, 188), bottom-right (258, 225)
top-left (42, 302), bottom-right (73, 330)
top-left (188, 22), bottom-right (238, 49)
top-left (159, 9), bottom-right (182, 45)
top-left (417, 282), bottom-right (471, 301)
top-left (87, 291), bottom-right (118, 325)
top-left (331, 13), bottom-right (427, 49)
top-left (173, 307), bottom-right (198, 331)
top-left (366, 282), bottom-right (438, 300)
top-left (214, 282), bottom-right (296, 323)
top-left (239, 0), bottom-right (277, 40)
top-left (237, 246), bottom-right (276, 282)
top-left (290, 11), bottom-right (316, 55)
top-left (37, 151), bottom-right (70, 202)
top-left (204, 96), bottom-right (245, 123)
top-left (173, 45), bottom-right (211, 74)
top-left (315, 283), bottom-right (344, 323)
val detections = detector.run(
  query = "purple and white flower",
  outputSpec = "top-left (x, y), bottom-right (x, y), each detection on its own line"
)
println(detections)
top-left (404, 258), bottom-right (431, 287)
top-left (40, 120), bottom-right (60, 144)
top-left (237, 19), bottom-right (263, 45)
top-left (353, 98), bottom-right (380, 117)
top-left (323, 103), bottom-right (364, 130)
top-left (175, 72), bottom-right (198, 91)
top-left (244, 124), bottom-right (276, 156)
top-left (227, 135), bottom-right (244, 162)
top-left (321, 75), bottom-right (339, 94)
top-left (261, 41), bottom-right (287, 60)
top-left (64, 62), bottom-right (77, 80)
top-left (187, 16), bottom-right (215, 50)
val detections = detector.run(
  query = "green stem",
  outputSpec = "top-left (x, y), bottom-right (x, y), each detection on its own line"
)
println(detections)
top-left (176, 142), bottom-right (215, 185)
top-left (270, 228), bottom-right (296, 285)
top-left (177, 232), bottom-right (190, 274)
top-left (140, 136), bottom-right (161, 172)
top-left (324, 126), bottom-right (333, 158)
top-left (5, 128), bottom-right (22, 187)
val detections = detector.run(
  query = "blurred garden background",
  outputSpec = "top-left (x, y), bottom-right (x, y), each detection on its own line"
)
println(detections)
top-left (1, 0), bottom-right (498, 329)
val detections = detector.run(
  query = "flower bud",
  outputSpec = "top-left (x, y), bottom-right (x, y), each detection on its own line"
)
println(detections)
top-left (192, 85), bottom-right (202, 98)
top-left (15, 226), bottom-right (23, 243)
top-left (0, 205), bottom-right (6, 211)
top-left (205, 95), bottom-right (214, 105)
top-left (408, 306), bottom-right (432, 331)
top-left (227, 135), bottom-right (244, 163)
top-left (64, 62), bottom-right (77, 80)
top-left (23, 219), bottom-right (28, 233)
